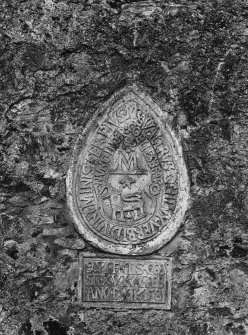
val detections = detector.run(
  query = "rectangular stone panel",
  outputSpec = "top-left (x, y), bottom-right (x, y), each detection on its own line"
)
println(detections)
top-left (79, 253), bottom-right (172, 309)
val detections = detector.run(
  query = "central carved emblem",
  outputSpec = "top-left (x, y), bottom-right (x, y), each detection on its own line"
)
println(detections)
top-left (67, 85), bottom-right (189, 255)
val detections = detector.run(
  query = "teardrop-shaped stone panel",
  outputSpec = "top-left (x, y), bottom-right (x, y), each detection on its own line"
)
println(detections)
top-left (67, 85), bottom-right (189, 255)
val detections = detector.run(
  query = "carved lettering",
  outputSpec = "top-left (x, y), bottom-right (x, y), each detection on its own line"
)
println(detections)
top-left (68, 86), bottom-right (189, 255)
top-left (81, 255), bottom-right (172, 309)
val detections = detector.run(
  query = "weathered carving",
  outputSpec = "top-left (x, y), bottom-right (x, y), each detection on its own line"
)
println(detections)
top-left (79, 253), bottom-right (172, 309)
top-left (67, 85), bottom-right (189, 255)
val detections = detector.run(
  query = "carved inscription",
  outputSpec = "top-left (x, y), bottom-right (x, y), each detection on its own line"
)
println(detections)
top-left (78, 100), bottom-right (177, 242)
top-left (80, 254), bottom-right (172, 309)
top-left (68, 86), bottom-right (189, 254)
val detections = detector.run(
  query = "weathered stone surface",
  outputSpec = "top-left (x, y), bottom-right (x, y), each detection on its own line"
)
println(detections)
top-left (79, 253), bottom-right (172, 309)
top-left (1, 0), bottom-right (248, 334)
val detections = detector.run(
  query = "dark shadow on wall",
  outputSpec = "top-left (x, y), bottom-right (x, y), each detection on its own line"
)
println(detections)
top-left (19, 319), bottom-right (68, 335)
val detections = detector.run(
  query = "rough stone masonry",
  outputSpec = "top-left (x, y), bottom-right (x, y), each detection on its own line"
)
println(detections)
top-left (1, 0), bottom-right (248, 334)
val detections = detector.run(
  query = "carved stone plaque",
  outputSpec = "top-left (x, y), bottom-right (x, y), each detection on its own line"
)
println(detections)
top-left (79, 253), bottom-right (172, 309)
top-left (67, 85), bottom-right (189, 255)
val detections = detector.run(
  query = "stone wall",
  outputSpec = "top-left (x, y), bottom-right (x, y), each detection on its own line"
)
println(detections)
top-left (1, 1), bottom-right (248, 334)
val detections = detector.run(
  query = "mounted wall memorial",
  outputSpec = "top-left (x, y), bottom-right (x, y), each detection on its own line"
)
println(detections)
top-left (67, 85), bottom-right (189, 256)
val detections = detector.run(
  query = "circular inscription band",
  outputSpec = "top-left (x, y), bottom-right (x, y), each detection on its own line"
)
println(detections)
top-left (67, 85), bottom-right (189, 255)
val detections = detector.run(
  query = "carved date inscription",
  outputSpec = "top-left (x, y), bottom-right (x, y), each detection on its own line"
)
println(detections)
top-left (79, 254), bottom-right (172, 309)
top-left (67, 85), bottom-right (189, 255)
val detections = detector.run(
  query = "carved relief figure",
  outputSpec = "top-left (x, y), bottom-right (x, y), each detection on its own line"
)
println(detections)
top-left (97, 145), bottom-right (150, 223)
top-left (109, 188), bottom-right (144, 221)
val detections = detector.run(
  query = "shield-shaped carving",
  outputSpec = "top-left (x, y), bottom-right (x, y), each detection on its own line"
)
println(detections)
top-left (67, 85), bottom-right (189, 255)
